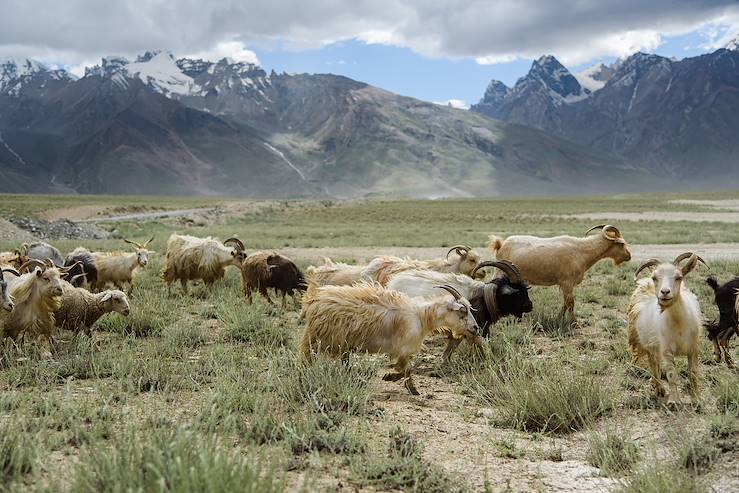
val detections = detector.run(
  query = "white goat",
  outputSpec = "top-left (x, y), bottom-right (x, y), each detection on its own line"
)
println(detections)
top-left (305, 258), bottom-right (366, 286)
top-left (91, 237), bottom-right (154, 292)
top-left (628, 253), bottom-right (706, 405)
top-left (489, 225), bottom-right (631, 318)
top-left (300, 282), bottom-right (479, 395)
top-left (161, 234), bottom-right (246, 293)
top-left (361, 245), bottom-right (483, 286)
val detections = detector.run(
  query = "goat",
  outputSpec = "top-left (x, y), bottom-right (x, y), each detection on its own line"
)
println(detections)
top-left (240, 251), bottom-right (307, 307)
top-left (362, 245), bottom-right (484, 286)
top-left (161, 234), bottom-right (246, 293)
top-left (387, 260), bottom-right (532, 360)
top-left (91, 237), bottom-right (153, 292)
top-left (489, 224), bottom-right (631, 319)
top-left (628, 253), bottom-right (707, 405)
top-left (0, 267), bottom-right (21, 314)
top-left (300, 282), bottom-right (479, 395)
top-left (23, 242), bottom-right (65, 267)
top-left (306, 258), bottom-right (366, 286)
top-left (65, 247), bottom-right (98, 288)
top-left (2, 259), bottom-right (70, 352)
top-left (0, 249), bottom-right (28, 269)
top-left (55, 280), bottom-right (130, 335)
top-left (705, 276), bottom-right (739, 368)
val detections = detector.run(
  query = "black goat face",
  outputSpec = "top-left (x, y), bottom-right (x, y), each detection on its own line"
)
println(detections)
top-left (706, 277), bottom-right (739, 337)
top-left (495, 280), bottom-right (533, 318)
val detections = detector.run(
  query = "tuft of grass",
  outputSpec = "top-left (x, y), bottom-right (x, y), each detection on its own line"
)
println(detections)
top-left (0, 420), bottom-right (37, 485)
top-left (469, 350), bottom-right (613, 433)
top-left (68, 427), bottom-right (286, 493)
top-left (588, 430), bottom-right (641, 476)
top-left (352, 427), bottom-right (466, 493)
top-left (713, 374), bottom-right (739, 415)
top-left (220, 303), bottom-right (289, 350)
top-left (530, 312), bottom-right (577, 338)
top-left (617, 463), bottom-right (702, 493)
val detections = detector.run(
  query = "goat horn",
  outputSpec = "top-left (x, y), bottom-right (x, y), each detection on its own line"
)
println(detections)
top-left (44, 258), bottom-right (55, 268)
top-left (224, 237), bottom-right (245, 252)
top-left (69, 273), bottom-right (88, 284)
top-left (434, 284), bottom-right (463, 301)
top-left (673, 252), bottom-right (708, 269)
top-left (1, 267), bottom-right (21, 277)
top-left (19, 259), bottom-right (47, 273)
top-left (143, 236), bottom-right (154, 248)
top-left (59, 260), bottom-right (83, 274)
top-left (585, 224), bottom-right (606, 236)
top-left (123, 238), bottom-right (143, 249)
top-left (634, 259), bottom-right (661, 279)
top-left (446, 245), bottom-right (471, 259)
top-left (472, 260), bottom-right (522, 283)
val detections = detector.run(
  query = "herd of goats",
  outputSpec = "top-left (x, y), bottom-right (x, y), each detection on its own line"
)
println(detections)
top-left (0, 224), bottom-right (737, 403)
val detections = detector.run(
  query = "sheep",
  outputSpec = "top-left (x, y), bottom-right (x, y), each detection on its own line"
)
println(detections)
top-left (705, 276), bottom-right (739, 368)
top-left (161, 234), bottom-right (246, 293)
top-left (489, 224), bottom-right (631, 319)
top-left (54, 280), bottom-right (130, 335)
top-left (64, 247), bottom-right (98, 288)
top-left (2, 259), bottom-right (68, 351)
top-left (628, 253), bottom-right (707, 405)
top-left (240, 251), bottom-right (307, 307)
top-left (361, 245), bottom-right (484, 286)
top-left (305, 258), bottom-right (366, 286)
top-left (300, 282), bottom-right (479, 395)
top-left (91, 237), bottom-right (154, 292)
top-left (387, 260), bottom-right (532, 360)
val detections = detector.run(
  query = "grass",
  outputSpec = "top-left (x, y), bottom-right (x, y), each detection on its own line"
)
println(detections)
top-left (2, 193), bottom-right (739, 491)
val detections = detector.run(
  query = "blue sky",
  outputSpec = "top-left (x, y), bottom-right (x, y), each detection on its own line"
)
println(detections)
top-left (255, 28), bottom-right (733, 107)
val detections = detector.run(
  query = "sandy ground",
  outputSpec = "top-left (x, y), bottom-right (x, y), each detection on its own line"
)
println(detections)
top-left (281, 243), bottom-right (739, 264)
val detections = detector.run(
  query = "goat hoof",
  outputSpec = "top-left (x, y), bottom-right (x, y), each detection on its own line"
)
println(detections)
top-left (382, 372), bottom-right (403, 382)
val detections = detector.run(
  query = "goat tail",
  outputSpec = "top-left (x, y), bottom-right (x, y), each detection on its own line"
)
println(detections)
top-left (488, 234), bottom-right (504, 255)
top-left (705, 276), bottom-right (719, 292)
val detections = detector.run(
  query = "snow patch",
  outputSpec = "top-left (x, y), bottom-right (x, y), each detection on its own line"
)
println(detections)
top-left (124, 52), bottom-right (194, 96)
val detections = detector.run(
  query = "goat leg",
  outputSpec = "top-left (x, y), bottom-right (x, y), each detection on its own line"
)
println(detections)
top-left (648, 353), bottom-right (666, 397)
top-left (442, 335), bottom-right (462, 362)
top-left (687, 351), bottom-right (700, 402)
top-left (721, 340), bottom-right (734, 369)
top-left (664, 353), bottom-right (681, 406)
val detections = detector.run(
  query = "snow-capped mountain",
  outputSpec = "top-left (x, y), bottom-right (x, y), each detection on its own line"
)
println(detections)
top-left (726, 37), bottom-right (738, 51)
top-left (472, 47), bottom-right (739, 178)
top-left (470, 55), bottom-right (589, 131)
top-left (0, 57), bottom-right (74, 96)
top-left (0, 50), bottom-right (644, 197)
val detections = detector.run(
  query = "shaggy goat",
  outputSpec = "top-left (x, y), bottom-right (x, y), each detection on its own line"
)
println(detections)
top-left (23, 242), bottom-right (65, 267)
top-left (65, 247), bottom-right (98, 288)
top-left (361, 245), bottom-right (483, 286)
top-left (55, 280), bottom-right (130, 335)
top-left (489, 224), bottom-right (631, 318)
top-left (705, 276), bottom-right (739, 368)
top-left (161, 234), bottom-right (246, 293)
top-left (388, 260), bottom-right (532, 360)
top-left (2, 259), bottom-right (68, 351)
top-left (240, 251), bottom-right (307, 307)
top-left (300, 282), bottom-right (479, 395)
top-left (306, 258), bottom-right (366, 286)
top-left (91, 237), bottom-right (154, 291)
top-left (0, 267), bottom-right (20, 313)
top-left (628, 253), bottom-right (707, 405)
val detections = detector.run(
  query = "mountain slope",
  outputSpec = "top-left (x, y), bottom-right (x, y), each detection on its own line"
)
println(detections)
top-left (0, 53), bottom-right (653, 197)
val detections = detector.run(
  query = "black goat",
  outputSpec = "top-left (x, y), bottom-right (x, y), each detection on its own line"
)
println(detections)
top-left (64, 247), bottom-right (98, 288)
top-left (706, 276), bottom-right (738, 368)
top-left (240, 251), bottom-right (307, 307)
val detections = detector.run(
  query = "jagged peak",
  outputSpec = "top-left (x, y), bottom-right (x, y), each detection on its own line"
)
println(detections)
top-left (726, 36), bottom-right (738, 51)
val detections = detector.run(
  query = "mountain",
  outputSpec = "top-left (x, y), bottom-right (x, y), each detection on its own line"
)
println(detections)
top-left (0, 52), bottom-right (652, 197)
top-left (471, 48), bottom-right (739, 180)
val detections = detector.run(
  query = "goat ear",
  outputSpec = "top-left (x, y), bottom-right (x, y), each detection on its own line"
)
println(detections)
top-left (100, 292), bottom-right (112, 302)
top-left (499, 284), bottom-right (517, 296)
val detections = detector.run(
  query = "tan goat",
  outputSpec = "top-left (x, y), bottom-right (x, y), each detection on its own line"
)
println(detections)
top-left (91, 237), bottom-right (154, 292)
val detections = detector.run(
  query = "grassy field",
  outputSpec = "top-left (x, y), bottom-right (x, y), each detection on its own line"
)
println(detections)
top-left (1, 192), bottom-right (738, 492)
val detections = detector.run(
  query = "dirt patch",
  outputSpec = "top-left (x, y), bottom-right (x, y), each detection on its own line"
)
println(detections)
top-left (669, 199), bottom-right (739, 211)
top-left (561, 211), bottom-right (739, 223)
top-left (41, 205), bottom-right (110, 221)
top-left (0, 218), bottom-right (37, 244)
top-left (8, 216), bottom-right (108, 240)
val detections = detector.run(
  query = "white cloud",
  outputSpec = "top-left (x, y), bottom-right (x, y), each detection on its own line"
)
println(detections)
top-left (185, 41), bottom-right (260, 65)
top-left (0, 1), bottom-right (738, 69)
top-left (434, 99), bottom-right (469, 110)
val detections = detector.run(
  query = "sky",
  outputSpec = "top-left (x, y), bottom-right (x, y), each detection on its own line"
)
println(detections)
top-left (1, 1), bottom-right (738, 107)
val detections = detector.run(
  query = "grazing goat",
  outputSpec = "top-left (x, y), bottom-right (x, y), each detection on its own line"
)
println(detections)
top-left (161, 234), bottom-right (245, 293)
top-left (705, 276), bottom-right (739, 368)
top-left (628, 253), bottom-right (706, 405)
top-left (362, 245), bottom-right (484, 286)
top-left (388, 260), bottom-right (532, 360)
top-left (306, 258), bottom-right (366, 286)
top-left (489, 225), bottom-right (631, 319)
top-left (300, 282), bottom-right (479, 395)
top-left (65, 247), bottom-right (98, 288)
top-left (91, 237), bottom-right (153, 291)
top-left (2, 259), bottom-right (69, 351)
top-left (55, 280), bottom-right (130, 335)
top-left (240, 251), bottom-right (307, 307)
